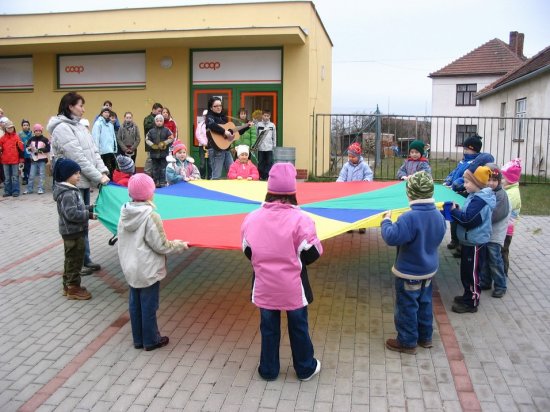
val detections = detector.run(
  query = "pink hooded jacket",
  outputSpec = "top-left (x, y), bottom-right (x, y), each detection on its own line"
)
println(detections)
top-left (241, 201), bottom-right (323, 310)
top-left (228, 160), bottom-right (259, 180)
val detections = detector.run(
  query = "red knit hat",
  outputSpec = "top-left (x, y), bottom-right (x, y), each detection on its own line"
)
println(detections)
top-left (347, 142), bottom-right (362, 158)
top-left (172, 140), bottom-right (187, 154)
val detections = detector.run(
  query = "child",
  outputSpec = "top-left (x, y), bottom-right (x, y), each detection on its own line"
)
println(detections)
top-left (0, 120), bottom-right (24, 197)
top-left (52, 158), bottom-right (94, 300)
top-left (116, 112), bottom-right (140, 163)
top-left (117, 173), bottom-right (189, 350)
top-left (92, 106), bottom-right (118, 177)
top-left (24, 124), bottom-right (51, 194)
top-left (19, 119), bottom-right (33, 185)
top-left (337, 142), bottom-right (373, 233)
top-left (166, 141), bottom-right (200, 184)
top-left (479, 164), bottom-right (510, 298)
top-left (145, 114), bottom-right (173, 187)
top-left (255, 110), bottom-right (277, 180)
top-left (241, 163), bottom-right (322, 381)
top-left (443, 135), bottom-right (494, 255)
top-left (113, 155), bottom-right (135, 187)
top-left (381, 171), bottom-right (446, 354)
top-left (450, 166), bottom-right (495, 313)
top-left (227, 145), bottom-right (259, 180)
top-left (501, 158), bottom-right (522, 276)
top-left (232, 108), bottom-right (257, 161)
top-left (336, 142), bottom-right (373, 182)
top-left (396, 139), bottom-right (431, 179)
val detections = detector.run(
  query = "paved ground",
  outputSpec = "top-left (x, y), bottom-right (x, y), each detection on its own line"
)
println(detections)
top-left (1, 180), bottom-right (550, 412)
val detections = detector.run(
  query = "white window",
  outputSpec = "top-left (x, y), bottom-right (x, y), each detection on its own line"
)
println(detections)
top-left (514, 98), bottom-right (527, 141)
top-left (456, 84), bottom-right (477, 106)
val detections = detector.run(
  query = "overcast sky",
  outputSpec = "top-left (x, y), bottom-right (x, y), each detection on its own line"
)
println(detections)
top-left (3, 0), bottom-right (549, 115)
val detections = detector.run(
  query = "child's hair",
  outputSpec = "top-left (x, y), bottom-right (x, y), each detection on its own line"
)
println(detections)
top-left (103, 100), bottom-right (113, 106)
top-left (265, 193), bottom-right (298, 205)
top-left (124, 111), bottom-right (133, 117)
top-left (152, 102), bottom-right (163, 111)
top-left (262, 109), bottom-right (271, 115)
top-left (21, 119), bottom-right (30, 126)
top-left (162, 107), bottom-right (172, 118)
top-left (239, 108), bottom-right (248, 115)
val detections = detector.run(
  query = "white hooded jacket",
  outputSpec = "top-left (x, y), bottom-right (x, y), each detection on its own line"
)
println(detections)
top-left (117, 201), bottom-right (187, 288)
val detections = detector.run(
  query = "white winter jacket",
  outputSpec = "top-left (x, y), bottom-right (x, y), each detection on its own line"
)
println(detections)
top-left (47, 115), bottom-right (108, 189)
top-left (117, 201), bottom-right (187, 288)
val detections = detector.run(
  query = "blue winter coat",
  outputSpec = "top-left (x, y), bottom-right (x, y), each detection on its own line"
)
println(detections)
top-left (452, 188), bottom-right (496, 246)
top-left (91, 117), bottom-right (117, 155)
top-left (336, 157), bottom-right (373, 182)
top-left (444, 152), bottom-right (494, 194)
top-left (381, 201), bottom-right (446, 279)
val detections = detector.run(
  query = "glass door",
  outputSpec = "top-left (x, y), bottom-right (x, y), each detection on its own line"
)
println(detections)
top-left (192, 89), bottom-right (233, 146)
top-left (240, 91), bottom-right (277, 125)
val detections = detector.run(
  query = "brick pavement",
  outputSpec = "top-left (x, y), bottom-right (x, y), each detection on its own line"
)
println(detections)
top-left (0, 182), bottom-right (549, 411)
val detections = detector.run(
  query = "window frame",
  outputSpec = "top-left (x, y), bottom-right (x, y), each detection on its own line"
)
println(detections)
top-left (456, 124), bottom-right (477, 147)
top-left (456, 83), bottom-right (477, 106)
top-left (513, 98), bottom-right (527, 142)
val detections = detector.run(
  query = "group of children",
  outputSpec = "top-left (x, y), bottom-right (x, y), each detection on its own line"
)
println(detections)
top-left (0, 118), bottom-right (51, 197)
top-left (337, 135), bottom-right (522, 353)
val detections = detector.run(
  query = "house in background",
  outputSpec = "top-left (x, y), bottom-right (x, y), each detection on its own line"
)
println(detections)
top-left (476, 46), bottom-right (550, 176)
top-left (429, 32), bottom-right (526, 157)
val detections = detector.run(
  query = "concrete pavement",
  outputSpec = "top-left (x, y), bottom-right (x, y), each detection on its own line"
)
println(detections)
top-left (1, 181), bottom-right (549, 411)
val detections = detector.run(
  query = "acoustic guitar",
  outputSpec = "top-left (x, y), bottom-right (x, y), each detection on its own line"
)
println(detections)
top-left (207, 122), bottom-right (250, 151)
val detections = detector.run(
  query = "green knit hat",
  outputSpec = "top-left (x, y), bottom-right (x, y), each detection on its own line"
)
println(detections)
top-left (406, 171), bottom-right (434, 200)
top-left (409, 140), bottom-right (425, 155)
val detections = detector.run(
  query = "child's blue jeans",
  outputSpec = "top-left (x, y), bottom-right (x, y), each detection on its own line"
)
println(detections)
top-left (3, 164), bottom-right (20, 196)
top-left (129, 281), bottom-right (161, 349)
top-left (259, 307), bottom-right (317, 380)
top-left (480, 242), bottom-right (506, 292)
top-left (394, 277), bottom-right (433, 348)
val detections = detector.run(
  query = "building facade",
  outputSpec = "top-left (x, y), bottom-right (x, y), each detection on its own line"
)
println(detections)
top-left (0, 1), bottom-right (333, 172)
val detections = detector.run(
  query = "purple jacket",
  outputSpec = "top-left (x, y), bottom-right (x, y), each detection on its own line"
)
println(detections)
top-left (241, 202), bottom-right (323, 310)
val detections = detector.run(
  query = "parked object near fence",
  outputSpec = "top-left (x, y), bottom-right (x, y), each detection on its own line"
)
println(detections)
top-left (273, 146), bottom-right (296, 165)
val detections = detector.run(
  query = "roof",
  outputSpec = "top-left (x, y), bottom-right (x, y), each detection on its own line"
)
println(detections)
top-left (477, 45), bottom-right (550, 98)
top-left (429, 38), bottom-right (526, 78)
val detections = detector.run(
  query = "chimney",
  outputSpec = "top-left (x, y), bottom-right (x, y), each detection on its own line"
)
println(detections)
top-left (509, 31), bottom-right (525, 58)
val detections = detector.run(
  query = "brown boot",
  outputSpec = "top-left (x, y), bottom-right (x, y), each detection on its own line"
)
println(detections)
top-left (385, 338), bottom-right (417, 354)
top-left (67, 285), bottom-right (92, 300)
top-left (63, 285), bottom-right (87, 296)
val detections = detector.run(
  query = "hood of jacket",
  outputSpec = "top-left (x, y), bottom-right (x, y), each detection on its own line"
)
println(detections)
top-left (47, 115), bottom-right (79, 135)
top-left (118, 202), bottom-right (153, 232)
top-left (52, 182), bottom-right (78, 201)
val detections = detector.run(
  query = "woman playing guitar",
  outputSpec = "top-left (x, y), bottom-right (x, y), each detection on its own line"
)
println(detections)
top-left (205, 96), bottom-right (252, 180)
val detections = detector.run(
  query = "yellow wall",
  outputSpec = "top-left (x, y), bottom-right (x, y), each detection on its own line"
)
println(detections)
top-left (0, 2), bottom-right (332, 171)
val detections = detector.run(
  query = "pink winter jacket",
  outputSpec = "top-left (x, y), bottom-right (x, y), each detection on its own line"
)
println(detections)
top-left (228, 160), bottom-right (259, 180)
top-left (241, 202), bottom-right (323, 310)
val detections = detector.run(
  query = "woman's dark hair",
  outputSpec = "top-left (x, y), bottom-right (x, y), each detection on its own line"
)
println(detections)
top-left (207, 96), bottom-right (222, 110)
top-left (58, 92), bottom-right (85, 118)
top-left (265, 193), bottom-right (298, 206)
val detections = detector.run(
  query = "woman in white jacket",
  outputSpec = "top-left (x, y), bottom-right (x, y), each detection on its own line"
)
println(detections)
top-left (47, 92), bottom-right (110, 275)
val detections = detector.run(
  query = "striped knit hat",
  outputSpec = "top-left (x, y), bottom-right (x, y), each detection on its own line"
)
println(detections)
top-left (406, 171), bottom-right (434, 200)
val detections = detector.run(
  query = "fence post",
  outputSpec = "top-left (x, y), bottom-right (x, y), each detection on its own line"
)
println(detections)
top-left (374, 106), bottom-right (382, 169)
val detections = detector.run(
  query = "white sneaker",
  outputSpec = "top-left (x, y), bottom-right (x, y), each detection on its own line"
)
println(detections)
top-left (38, 189), bottom-right (44, 194)
top-left (300, 359), bottom-right (321, 381)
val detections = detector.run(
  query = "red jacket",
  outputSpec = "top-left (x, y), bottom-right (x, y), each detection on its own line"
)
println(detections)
top-left (113, 169), bottom-right (131, 187)
top-left (0, 131), bottom-right (24, 165)
top-left (227, 160), bottom-right (259, 180)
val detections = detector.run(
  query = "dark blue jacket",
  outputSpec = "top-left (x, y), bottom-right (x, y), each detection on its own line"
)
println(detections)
top-left (381, 201), bottom-right (447, 279)
top-left (444, 152), bottom-right (494, 194)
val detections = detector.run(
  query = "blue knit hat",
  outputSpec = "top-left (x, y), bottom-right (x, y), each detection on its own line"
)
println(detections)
top-left (53, 158), bottom-right (81, 182)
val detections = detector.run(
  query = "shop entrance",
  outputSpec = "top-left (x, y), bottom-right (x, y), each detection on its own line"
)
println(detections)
top-left (191, 88), bottom-right (281, 174)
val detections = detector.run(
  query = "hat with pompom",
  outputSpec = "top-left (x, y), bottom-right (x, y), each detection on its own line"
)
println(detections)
top-left (501, 158), bottom-right (522, 184)
top-left (172, 141), bottom-right (187, 154)
top-left (406, 171), bottom-right (434, 200)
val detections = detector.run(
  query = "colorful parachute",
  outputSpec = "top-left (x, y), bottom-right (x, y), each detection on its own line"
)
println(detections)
top-left (95, 180), bottom-right (465, 250)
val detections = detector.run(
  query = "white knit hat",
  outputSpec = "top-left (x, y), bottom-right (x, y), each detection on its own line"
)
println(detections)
top-left (236, 145), bottom-right (249, 156)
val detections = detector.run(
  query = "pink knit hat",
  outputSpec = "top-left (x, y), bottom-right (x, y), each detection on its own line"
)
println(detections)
top-left (267, 163), bottom-right (297, 195)
top-left (501, 158), bottom-right (522, 184)
top-left (128, 173), bottom-right (156, 201)
top-left (172, 140), bottom-right (187, 154)
top-left (33, 123), bottom-right (43, 132)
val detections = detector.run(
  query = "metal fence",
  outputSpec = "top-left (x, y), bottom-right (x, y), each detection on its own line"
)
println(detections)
top-left (311, 112), bottom-right (550, 183)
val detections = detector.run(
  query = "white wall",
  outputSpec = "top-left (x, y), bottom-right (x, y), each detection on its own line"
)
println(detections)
top-left (430, 75), bottom-right (502, 157)
top-left (478, 72), bottom-right (550, 176)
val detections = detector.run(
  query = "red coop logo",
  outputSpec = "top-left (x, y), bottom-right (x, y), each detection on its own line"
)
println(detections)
top-left (65, 66), bottom-right (85, 74)
top-left (198, 61), bottom-right (221, 70)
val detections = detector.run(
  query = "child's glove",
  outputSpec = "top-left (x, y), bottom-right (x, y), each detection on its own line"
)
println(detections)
top-left (158, 141), bottom-right (167, 150)
top-left (172, 240), bottom-right (189, 251)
